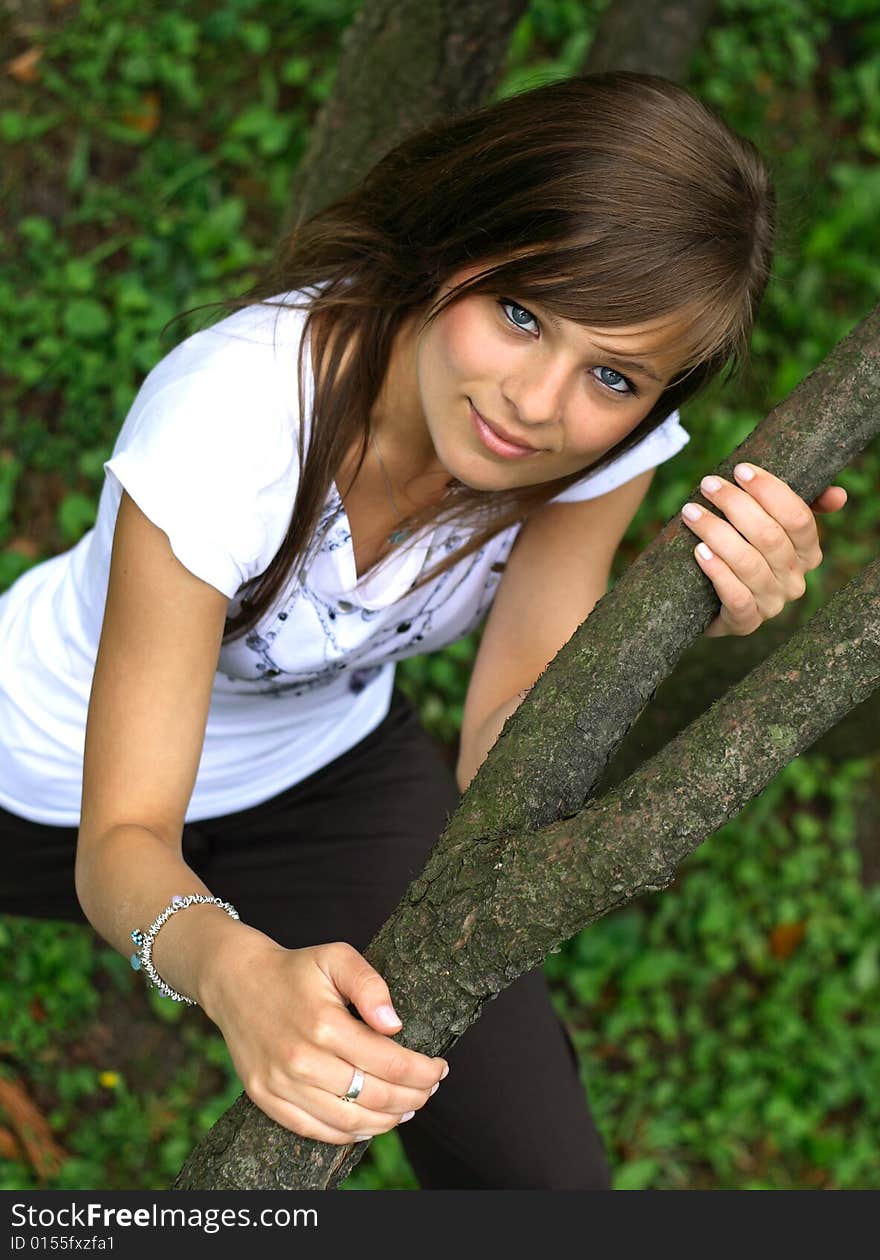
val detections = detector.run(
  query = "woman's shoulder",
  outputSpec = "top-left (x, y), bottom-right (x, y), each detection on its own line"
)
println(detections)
top-left (119, 291), bottom-right (320, 457)
top-left (148, 290), bottom-right (313, 404)
top-left (98, 293), bottom-right (318, 600)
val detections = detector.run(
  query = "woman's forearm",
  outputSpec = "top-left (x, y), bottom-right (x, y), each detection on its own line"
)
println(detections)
top-left (456, 687), bottom-right (533, 793)
top-left (74, 823), bottom-right (274, 1020)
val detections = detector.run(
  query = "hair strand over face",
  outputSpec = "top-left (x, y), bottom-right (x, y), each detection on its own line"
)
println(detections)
top-left (159, 71), bottom-right (776, 644)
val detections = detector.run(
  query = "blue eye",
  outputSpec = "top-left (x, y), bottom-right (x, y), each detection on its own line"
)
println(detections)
top-left (498, 298), bottom-right (538, 333)
top-left (592, 366), bottom-right (635, 396)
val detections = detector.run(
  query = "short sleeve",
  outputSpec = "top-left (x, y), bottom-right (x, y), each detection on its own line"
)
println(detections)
top-left (547, 409), bottom-right (690, 504)
top-left (103, 366), bottom-right (300, 600)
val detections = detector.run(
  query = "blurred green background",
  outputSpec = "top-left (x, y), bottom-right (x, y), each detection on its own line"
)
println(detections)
top-left (1, 0), bottom-right (878, 1190)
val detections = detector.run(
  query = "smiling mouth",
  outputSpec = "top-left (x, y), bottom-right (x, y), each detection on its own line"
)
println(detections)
top-left (469, 401), bottom-right (542, 453)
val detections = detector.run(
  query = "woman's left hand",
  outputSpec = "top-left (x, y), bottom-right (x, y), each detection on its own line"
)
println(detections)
top-left (680, 462), bottom-right (848, 638)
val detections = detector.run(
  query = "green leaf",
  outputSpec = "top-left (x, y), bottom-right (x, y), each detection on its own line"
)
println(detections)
top-left (18, 216), bottom-right (54, 247)
top-left (614, 1158), bottom-right (660, 1190)
top-left (851, 943), bottom-right (879, 993)
top-left (57, 492), bottom-right (98, 544)
top-left (1, 111), bottom-right (29, 143)
top-left (620, 949), bottom-right (682, 992)
top-left (63, 299), bottom-right (112, 340)
top-left (64, 259), bottom-right (98, 292)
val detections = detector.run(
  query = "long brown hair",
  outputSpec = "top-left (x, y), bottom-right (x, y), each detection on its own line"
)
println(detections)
top-left (161, 72), bottom-right (776, 645)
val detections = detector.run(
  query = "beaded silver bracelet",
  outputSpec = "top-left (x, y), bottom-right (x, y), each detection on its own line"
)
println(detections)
top-left (130, 893), bottom-right (240, 1006)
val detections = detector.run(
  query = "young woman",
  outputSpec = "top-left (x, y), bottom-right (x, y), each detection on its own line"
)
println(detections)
top-left (0, 73), bottom-right (846, 1189)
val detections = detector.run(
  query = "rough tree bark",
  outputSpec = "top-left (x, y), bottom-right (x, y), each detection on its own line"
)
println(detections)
top-left (597, 607), bottom-right (880, 795)
top-left (288, 0), bottom-right (530, 224)
top-left (172, 306), bottom-right (880, 1189)
top-left (584, 0), bottom-right (719, 82)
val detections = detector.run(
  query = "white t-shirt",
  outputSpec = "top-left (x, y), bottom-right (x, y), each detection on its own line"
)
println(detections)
top-left (0, 290), bottom-right (690, 826)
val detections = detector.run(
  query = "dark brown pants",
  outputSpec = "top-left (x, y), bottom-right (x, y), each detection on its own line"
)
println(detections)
top-left (0, 686), bottom-right (611, 1189)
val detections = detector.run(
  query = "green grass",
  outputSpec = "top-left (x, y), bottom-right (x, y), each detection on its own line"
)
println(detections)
top-left (1, 0), bottom-right (878, 1190)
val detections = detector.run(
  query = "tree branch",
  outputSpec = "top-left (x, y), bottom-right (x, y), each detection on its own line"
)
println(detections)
top-left (598, 607), bottom-right (880, 795)
top-left (173, 552), bottom-right (879, 1189)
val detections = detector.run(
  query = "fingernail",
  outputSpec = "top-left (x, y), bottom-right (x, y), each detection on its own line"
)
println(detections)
top-left (440, 1064), bottom-right (449, 1080)
top-left (354, 1134), bottom-right (372, 1141)
top-left (400, 1110), bottom-right (415, 1122)
top-left (701, 475), bottom-right (722, 494)
top-left (376, 1004), bottom-right (401, 1028)
top-left (682, 503), bottom-right (702, 521)
top-left (734, 463), bottom-right (755, 481)
top-left (696, 542), bottom-right (714, 561)
top-left (430, 1082), bottom-right (439, 1096)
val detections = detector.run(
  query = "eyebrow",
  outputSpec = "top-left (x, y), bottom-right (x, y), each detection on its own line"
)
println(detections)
top-left (589, 346), bottom-right (664, 384)
top-left (538, 306), bottom-right (664, 383)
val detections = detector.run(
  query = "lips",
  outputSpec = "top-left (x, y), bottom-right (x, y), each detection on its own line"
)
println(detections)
top-left (468, 403), bottom-right (537, 458)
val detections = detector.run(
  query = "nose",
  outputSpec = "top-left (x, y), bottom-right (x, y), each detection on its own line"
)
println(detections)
top-left (501, 355), bottom-right (569, 432)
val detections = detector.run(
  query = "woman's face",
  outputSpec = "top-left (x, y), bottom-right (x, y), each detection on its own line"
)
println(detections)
top-left (400, 263), bottom-right (686, 493)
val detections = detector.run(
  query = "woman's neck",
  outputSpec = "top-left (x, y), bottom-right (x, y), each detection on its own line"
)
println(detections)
top-left (310, 303), bottom-right (453, 504)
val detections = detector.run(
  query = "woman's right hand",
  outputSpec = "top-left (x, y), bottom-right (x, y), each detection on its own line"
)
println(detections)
top-left (204, 934), bottom-right (449, 1145)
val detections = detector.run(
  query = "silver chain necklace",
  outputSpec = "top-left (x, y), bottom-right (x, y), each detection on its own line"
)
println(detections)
top-left (369, 428), bottom-right (413, 544)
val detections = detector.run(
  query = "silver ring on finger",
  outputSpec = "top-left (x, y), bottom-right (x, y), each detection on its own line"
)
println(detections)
top-left (339, 1066), bottom-right (365, 1102)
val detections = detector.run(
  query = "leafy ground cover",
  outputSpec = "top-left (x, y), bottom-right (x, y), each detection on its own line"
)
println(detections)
top-left (1, 0), bottom-right (878, 1189)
